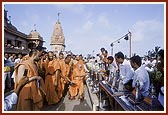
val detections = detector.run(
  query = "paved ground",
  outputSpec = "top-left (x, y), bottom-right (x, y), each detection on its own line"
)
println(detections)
top-left (41, 85), bottom-right (92, 111)
top-left (4, 83), bottom-right (93, 111)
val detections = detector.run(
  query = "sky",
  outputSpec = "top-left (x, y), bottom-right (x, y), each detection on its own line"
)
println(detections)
top-left (3, 3), bottom-right (165, 57)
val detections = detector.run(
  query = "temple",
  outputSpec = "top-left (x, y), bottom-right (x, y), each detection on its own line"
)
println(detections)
top-left (50, 13), bottom-right (65, 56)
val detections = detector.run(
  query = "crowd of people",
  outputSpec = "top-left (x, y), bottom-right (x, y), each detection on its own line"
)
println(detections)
top-left (4, 48), bottom-right (88, 111)
top-left (85, 47), bottom-right (164, 108)
top-left (4, 46), bottom-right (164, 111)
top-left (4, 43), bottom-right (26, 50)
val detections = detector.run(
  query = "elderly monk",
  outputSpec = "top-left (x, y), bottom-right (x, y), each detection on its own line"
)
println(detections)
top-left (69, 64), bottom-right (86, 101)
top-left (44, 51), bottom-right (60, 105)
top-left (73, 55), bottom-right (85, 70)
top-left (14, 49), bottom-right (45, 111)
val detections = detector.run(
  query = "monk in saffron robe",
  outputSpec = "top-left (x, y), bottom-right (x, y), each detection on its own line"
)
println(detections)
top-left (44, 51), bottom-right (60, 105)
top-left (73, 55), bottom-right (85, 71)
top-left (14, 49), bottom-right (45, 111)
top-left (21, 54), bottom-right (30, 61)
top-left (57, 54), bottom-right (71, 99)
top-left (69, 64), bottom-right (86, 100)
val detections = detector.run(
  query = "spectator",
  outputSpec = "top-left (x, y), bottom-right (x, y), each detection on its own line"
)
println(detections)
top-left (115, 51), bottom-right (134, 86)
top-left (130, 55), bottom-right (150, 97)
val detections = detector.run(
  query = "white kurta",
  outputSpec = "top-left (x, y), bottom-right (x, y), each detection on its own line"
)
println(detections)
top-left (108, 62), bottom-right (117, 75)
top-left (119, 59), bottom-right (134, 85)
top-left (132, 65), bottom-right (150, 97)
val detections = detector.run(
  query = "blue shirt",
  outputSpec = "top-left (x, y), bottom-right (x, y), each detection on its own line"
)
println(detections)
top-left (4, 92), bottom-right (18, 111)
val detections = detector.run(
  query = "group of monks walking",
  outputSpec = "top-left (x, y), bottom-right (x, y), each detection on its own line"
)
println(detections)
top-left (6, 45), bottom-right (164, 111)
top-left (13, 49), bottom-right (86, 111)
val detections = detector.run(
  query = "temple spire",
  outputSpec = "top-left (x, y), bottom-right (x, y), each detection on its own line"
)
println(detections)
top-left (50, 13), bottom-right (65, 56)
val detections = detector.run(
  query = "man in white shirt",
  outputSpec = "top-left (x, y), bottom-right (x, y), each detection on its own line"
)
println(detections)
top-left (4, 53), bottom-right (13, 90)
top-left (130, 55), bottom-right (150, 97)
top-left (115, 52), bottom-right (134, 85)
top-left (145, 56), bottom-right (156, 72)
top-left (14, 53), bottom-right (23, 66)
top-left (99, 48), bottom-right (106, 61)
top-left (106, 56), bottom-right (117, 84)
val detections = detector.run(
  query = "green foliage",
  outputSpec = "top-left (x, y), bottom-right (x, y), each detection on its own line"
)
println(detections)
top-left (155, 71), bottom-right (163, 82)
top-left (148, 69), bottom-right (163, 84)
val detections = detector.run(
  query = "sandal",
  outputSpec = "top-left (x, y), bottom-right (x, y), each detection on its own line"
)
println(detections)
top-left (69, 96), bottom-right (75, 100)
